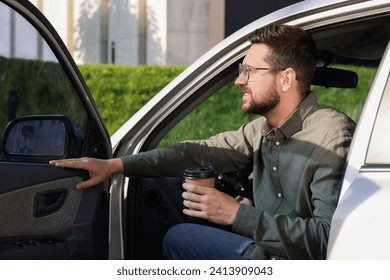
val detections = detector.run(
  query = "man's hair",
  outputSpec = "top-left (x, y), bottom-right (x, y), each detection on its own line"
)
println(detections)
top-left (249, 24), bottom-right (318, 94)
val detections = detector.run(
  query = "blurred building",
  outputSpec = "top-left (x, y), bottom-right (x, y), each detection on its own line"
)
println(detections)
top-left (26, 0), bottom-right (300, 65)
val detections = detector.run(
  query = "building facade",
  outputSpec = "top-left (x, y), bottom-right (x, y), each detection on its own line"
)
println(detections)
top-left (25, 0), bottom-right (224, 65)
top-left (2, 0), bottom-right (301, 65)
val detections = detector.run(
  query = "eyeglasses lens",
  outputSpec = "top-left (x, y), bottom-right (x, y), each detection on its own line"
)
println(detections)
top-left (238, 63), bottom-right (248, 82)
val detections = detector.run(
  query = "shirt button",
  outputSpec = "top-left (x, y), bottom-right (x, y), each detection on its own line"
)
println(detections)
top-left (278, 193), bottom-right (282, 198)
top-left (275, 141), bottom-right (280, 146)
top-left (272, 166), bottom-right (277, 171)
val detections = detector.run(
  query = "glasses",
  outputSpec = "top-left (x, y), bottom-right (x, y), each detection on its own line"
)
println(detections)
top-left (238, 63), bottom-right (286, 82)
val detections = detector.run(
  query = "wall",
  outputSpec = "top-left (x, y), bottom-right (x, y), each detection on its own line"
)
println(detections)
top-left (27, 0), bottom-right (224, 66)
top-left (3, 0), bottom-right (300, 65)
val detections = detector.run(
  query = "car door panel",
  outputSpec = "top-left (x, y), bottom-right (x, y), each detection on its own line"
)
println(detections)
top-left (127, 175), bottom-right (236, 259)
top-left (128, 177), bottom-right (188, 259)
top-left (0, 163), bottom-right (109, 259)
top-left (0, 176), bottom-right (83, 237)
top-left (1, 163), bottom-right (85, 195)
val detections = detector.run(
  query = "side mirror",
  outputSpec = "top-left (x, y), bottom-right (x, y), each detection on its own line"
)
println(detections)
top-left (3, 115), bottom-right (84, 162)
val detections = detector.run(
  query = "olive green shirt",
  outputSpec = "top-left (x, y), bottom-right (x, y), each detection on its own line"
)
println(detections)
top-left (121, 92), bottom-right (356, 259)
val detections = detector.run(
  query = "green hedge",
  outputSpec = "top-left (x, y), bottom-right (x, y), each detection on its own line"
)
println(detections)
top-left (80, 64), bottom-right (376, 145)
top-left (79, 64), bottom-right (186, 135)
top-left (0, 56), bottom-right (86, 145)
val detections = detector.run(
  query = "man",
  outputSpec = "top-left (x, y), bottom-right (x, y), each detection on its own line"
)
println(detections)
top-left (50, 24), bottom-right (356, 259)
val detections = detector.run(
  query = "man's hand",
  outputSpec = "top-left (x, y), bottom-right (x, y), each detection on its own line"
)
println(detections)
top-left (49, 157), bottom-right (124, 189)
top-left (182, 183), bottom-right (240, 225)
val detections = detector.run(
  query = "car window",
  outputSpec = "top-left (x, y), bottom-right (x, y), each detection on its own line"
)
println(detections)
top-left (0, 2), bottom-right (87, 160)
top-left (314, 64), bottom-right (377, 122)
top-left (158, 81), bottom-right (258, 147)
top-left (158, 64), bottom-right (377, 148)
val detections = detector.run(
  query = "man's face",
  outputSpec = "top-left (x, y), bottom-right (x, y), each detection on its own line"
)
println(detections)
top-left (235, 44), bottom-right (280, 116)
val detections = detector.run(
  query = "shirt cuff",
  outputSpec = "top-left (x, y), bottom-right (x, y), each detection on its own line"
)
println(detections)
top-left (232, 203), bottom-right (263, 238)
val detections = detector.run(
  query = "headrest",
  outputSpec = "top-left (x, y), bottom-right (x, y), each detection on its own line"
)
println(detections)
top-left (311, 67), bottom-right (358, 88)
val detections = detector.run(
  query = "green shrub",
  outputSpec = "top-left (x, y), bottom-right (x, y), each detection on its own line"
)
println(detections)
top-left (0, 56), bottom-right (86, 145)
top-left (79, 64), bottom-right (186, 135)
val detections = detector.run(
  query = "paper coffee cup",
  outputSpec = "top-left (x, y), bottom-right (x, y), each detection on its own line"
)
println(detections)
top-left (183, 166), bottom-right (216, 188)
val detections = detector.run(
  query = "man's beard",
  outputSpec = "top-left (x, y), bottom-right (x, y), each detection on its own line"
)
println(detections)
top-left (242, 88), bottom-right (280, 116)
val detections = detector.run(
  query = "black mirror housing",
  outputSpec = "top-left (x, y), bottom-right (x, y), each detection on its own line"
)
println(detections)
top-left (3, 115), bottom-right (84, 162)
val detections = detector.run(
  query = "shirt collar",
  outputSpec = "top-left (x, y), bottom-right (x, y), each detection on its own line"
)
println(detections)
top-left (260, 92), bottom-right (318, 139)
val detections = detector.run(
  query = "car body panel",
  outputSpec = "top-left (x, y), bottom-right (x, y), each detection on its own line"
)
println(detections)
top-left (328, 171), bottom-right (390, 259)
top-left (327, 42), bottom-right (390, 259)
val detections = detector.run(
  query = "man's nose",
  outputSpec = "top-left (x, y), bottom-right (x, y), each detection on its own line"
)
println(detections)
top-left (235, 73), bottom-right (247, 86)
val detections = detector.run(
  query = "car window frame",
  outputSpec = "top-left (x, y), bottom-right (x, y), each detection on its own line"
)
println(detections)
top-left (365, 53), bottom-right (390, 165)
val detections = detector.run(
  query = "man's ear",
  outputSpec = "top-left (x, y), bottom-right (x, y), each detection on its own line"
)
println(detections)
top-left (280, 68), bottom-right (296, 92)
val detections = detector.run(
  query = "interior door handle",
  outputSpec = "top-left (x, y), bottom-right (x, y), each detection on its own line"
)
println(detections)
top-left (33, 189), bottom-right (67, 217)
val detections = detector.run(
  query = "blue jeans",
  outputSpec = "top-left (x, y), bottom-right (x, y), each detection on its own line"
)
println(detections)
top-left (163, 223), bottom-right (254, 260)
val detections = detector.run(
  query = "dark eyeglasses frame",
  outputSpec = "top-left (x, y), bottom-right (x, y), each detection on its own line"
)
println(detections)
top-left (238, 63), bottom-right (286, 82)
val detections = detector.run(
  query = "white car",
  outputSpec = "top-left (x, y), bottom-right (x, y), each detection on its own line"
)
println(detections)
top-left (0, 0), bottom-right (389, 259)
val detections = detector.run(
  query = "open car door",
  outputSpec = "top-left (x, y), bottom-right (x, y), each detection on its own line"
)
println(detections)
top-left (0, 0), bottom-right (110, 259)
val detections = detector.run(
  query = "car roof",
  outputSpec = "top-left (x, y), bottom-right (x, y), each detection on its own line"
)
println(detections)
top-left (231, 0), bottom-right (390, 67)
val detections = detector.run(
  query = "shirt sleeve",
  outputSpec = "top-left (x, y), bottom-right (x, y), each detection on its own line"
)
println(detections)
top-left (120, 120), bottom-right (260, 178)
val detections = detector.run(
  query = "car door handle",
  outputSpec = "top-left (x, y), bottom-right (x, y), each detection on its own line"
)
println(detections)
top-left (33, 189), bottom-right (67, 217)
